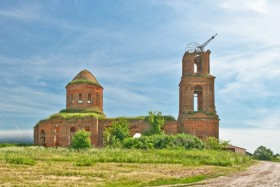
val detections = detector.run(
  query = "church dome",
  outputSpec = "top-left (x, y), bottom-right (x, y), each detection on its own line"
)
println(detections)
top-left (67, 69), bottom-right (102, 87)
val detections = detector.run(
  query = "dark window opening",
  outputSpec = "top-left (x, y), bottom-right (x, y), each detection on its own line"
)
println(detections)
top-left (79, 93), bottom-right (83, 103)
top-left (84, 126), bottom-right (90, 132)
top-left (87, 94), bottom-right (91, 103)
top-left (70, 127), bottom-right (76, 133)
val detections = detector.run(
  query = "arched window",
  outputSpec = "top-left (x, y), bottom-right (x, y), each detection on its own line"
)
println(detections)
top-left (78, 93), bottom-right (83, 103)
top-left (194, 55), bottom-right (202, 74)
top-left (194, 85), bottom-right (203, 112)
top-left (194, 63), bottom-right (198, 73)
top-left (70, 127), bottom-right (76, 133)
top-left (40, 129), bottom-right (46, 146)
top-left (87, 93), bottom-right (92, 103)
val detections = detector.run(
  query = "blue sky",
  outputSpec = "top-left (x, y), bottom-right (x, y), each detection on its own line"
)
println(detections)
top-left (0, 0), bottom-right (280, 153)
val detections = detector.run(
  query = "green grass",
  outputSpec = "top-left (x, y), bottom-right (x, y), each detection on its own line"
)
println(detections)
top-left (5, 154), bottom-right (36, 166)
top-left (0, 146), bottom-right (253, 186)
top-left (0, 147), bottom-right (252, 166)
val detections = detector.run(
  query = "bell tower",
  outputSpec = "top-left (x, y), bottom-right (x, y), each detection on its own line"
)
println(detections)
top-left (178, 35), bottom-right (219, 139)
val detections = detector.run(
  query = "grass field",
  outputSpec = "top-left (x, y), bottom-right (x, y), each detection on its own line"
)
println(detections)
top-left (0, 146), bottom-right (253, 186)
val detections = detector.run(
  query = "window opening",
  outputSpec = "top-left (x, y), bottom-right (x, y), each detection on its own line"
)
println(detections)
top-left (194, 64), bottom-right (198, 73)
top-left (84, 126), bottom-right (90, 132)
top-left (87, 94), bottom-right (91, 103)
top-left (71, 94), bottom-right (74, 103)
top-left (194, 55), bottom-right (202, 74)
top-left (78, 93), bottom-right (83, 103)
top-left (194, 86), bottom-right (203, 112)
top-left (70, 127), bottom-right (76, 133)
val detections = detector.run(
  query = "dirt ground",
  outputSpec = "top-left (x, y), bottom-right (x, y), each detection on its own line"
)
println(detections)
top-left (192, 161), bottom-right (280, 187)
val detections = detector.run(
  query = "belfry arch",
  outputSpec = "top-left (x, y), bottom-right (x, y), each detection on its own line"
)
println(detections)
top-left (194, 85), bottom-right (203, 111)
top-left (178, 50), bottom-right (219, 139)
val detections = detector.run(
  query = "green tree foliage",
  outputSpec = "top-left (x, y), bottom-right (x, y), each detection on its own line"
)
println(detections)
top-left (104, 119), bottom-right (130, 147)
top-left (71, 129), bottom-right (92, 149)
top-left (123, 134), bottom-right (204, 150)
top-left (146, 111), bottom-right (165, 135)
top-left (204, 137), bottom-right (230, 150)
top-left (253, 146), bottom-right (274, 161)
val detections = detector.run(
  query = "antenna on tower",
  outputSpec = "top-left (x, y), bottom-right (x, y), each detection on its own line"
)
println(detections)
top-left (185, 33), bottom-right (217, 52)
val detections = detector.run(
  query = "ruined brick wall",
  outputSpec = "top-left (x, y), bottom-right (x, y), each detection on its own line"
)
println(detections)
top-left (34, 118), bottom-right (178, 147)
top-left (34, 117), bottom-right (99, 147)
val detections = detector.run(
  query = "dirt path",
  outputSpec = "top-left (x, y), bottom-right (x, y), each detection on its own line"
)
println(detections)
top-left (192, 161), bottom-right (280, 187)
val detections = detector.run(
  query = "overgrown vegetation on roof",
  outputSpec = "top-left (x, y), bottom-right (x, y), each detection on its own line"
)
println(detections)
top-left (66, 79), bottom-right (101, 87)
top-left (49, 112), bottom-right (105, 120)
top-left (60, 107), bottom-right (103, 114)
top-left (106, 115), bottom-right (176, 121)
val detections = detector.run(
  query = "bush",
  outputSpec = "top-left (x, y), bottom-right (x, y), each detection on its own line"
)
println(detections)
top-left (204, 137), bottom-right (229, 150)
top-left (123, 134), bottom-right (204, 150)
top-left (253, 146), bottom-right (274, 161)
top-left (104, 119), bottom-right (130, 147)
top-left (71, 129), bottom-right (92, 149)
top-left (145, 111), bottom-right (165, 135)
top-left (0, 143), bottom-right (15, 148)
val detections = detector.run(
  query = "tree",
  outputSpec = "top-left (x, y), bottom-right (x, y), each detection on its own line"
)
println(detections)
top-left (253, 146), bottom-right (274, 161)
top-left (104, 119), bottom-right (130, 147)
top-left (146, 111), bottom-right (165, 135)
top-left (71, 129), bottom-right (92, 149)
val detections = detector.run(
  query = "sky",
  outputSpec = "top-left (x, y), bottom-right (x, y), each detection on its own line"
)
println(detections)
top-left (0, 0), bottom-right (280, 153)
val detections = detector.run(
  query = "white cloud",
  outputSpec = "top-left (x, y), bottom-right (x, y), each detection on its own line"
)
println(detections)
top-left (0, 3), bottom-right (41, 21)
top-left (220, 0), bottom-right (269, 14)
top-left (221, 128), bottom-right (280, 154)
top-left (214, 49), bottom-right (280, 99)
top-left (244, 109), bottom-right (280, 129)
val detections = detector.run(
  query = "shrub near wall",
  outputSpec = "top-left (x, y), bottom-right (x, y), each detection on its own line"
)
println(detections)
top-left (123, 134), bottom-right (204, 150)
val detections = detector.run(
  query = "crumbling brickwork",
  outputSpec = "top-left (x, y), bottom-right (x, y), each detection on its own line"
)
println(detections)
top-left (178, 50), bottom-right (219, 139)
top-left (34, 49), bottom-right (220, 147)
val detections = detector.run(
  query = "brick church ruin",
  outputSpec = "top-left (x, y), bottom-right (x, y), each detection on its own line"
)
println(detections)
top-left (34, 36), bottom-right (219, 147)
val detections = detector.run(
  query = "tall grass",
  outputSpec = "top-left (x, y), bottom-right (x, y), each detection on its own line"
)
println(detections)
top-left (5, 154), bottom-right (36, 166)
top-left (0, 146), bottom-right (252, 167)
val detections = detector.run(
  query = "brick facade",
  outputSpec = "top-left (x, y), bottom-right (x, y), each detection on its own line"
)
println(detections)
top-left (34, 49), bottom-right (220, 147)
top-left (34, 117), bottom-right (178, 147)
top-left (178, 50), bottom-right (219, 139)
